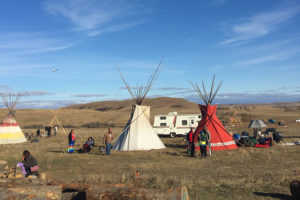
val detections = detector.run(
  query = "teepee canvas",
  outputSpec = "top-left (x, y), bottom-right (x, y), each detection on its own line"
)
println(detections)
top-left (190, 76), bottom-right (237, 151)
top-left (113, 59), bottom-right (166, 151)
top-left (0, 94), bottom-right (27, 144)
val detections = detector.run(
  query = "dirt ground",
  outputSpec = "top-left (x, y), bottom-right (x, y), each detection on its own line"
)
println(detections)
top-left (0, 99), bottom-right (300, 199)
top-left (0, 126), bottom-right (299, 200)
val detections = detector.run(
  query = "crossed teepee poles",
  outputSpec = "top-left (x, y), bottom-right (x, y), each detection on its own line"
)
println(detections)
top-left (48, 109), bottom-right (67, 135)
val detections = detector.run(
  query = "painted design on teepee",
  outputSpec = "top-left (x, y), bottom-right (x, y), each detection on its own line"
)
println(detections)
top-left (190, 75), bottom-right (237, 151)
top-left (0, 93), bottom-right (27, 144)
top-left (113, 57), bottom-right (166, 151)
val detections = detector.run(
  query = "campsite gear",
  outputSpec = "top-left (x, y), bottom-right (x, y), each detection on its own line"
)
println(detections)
top-left (242, 131), bottom-right (249, 136)
top-left (273, 132), bottom-right (283, 143)
top-left (255, 143), bottom-right (270, 148)
top-left (268, 119), bottom-right (276, 124)
top-left (233, 134), bottom-right (241, 141)
top-left (0, 93), bottom-right (27, 144)
top-left (190, 76), bottom-right (238, 151)
top-left (99, 146), bottom-right (105, 154)
top-left (248, 120), bottom-right (267, 129)
top-left (113, 59), bottom-right (166, 151)
top-left (48, 109), bottom-right (67, 135)
top-left (16, 162), bottom-right (26, 175)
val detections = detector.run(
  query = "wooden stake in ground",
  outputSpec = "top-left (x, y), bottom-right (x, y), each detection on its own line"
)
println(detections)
top-left (48, 109), bottom-right (67, 136)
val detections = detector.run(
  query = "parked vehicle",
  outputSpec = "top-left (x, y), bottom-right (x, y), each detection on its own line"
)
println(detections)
top-left (153, 112), bottom-right (201, 137)
top-left (295, 119), bottom-right (300, 123)
top-left (278, 121), bottom-right (286, 126)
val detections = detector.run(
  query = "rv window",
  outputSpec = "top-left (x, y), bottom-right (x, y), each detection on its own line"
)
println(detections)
top-left (198, 115), bottom-right (201, 118)
top-left (160, 123), bottom-right (167, 126)
top-left (191, 119), bottom-right (194, 124)
top-left (182, 120), bottom-right (187, 125)
top-left (160, 116), bottom-right (166, 120)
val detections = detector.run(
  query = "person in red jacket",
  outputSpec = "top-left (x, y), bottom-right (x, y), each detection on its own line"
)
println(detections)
top-left (186, 127), bottom-right (195, 157)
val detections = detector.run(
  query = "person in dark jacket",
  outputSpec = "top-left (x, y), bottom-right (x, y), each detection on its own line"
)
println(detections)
top-left (197, 126), bottom-right (211, 158)
top-left (83, 137), bottom-right (95, 152)
top-left (36, 129), bottom-right (41, 137)
top-left (22, 150), bottom-right (39, 177)
top-left (68, 129), bottom-right (75, 153)
top-left (47, 126), bottom-right (52, 137)
top-left (186, 128), bottom-right (195, 157)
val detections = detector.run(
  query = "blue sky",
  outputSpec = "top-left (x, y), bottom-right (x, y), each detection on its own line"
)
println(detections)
top-left (0, 0), bottom-right (300, 108)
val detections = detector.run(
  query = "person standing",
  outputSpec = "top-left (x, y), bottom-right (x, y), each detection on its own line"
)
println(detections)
top-left (68, 129), bottom-right (75, 153)
top-left (197, 126), bottom-right (211, 158)
top-left (22, 150), bottom-right (39, 177)
top-left (103, 128), bottom-right (114, 155)
top-left (186, 127), bottom-right (195, 157)
top-left (54, 125), bottom-right (58, 136)
top-left (47, 126), bottom-right (52, 137)
top-left (36, 129), bottom-right (41, 137)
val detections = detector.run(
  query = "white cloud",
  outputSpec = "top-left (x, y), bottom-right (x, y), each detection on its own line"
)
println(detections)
top-left (71, 94), bottom-right (108, 98)
top-left (187, 92), bottom-right (300, 104)
top-left (221, 5), bottom-right (300, 45)
top-left (0, 33), bottom-right (74, 55)
top-left (235, 49), bottom-right (300, 65)
top-left (44, 0), bottom-right (145, 37)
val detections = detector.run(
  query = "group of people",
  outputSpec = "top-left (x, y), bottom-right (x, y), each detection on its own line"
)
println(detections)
top-left (186, 126), bottom-right (211, 158)
top-left (67, 128), bottom-right (114, 155)
top-left (36, 125), bottom-right (58, 137)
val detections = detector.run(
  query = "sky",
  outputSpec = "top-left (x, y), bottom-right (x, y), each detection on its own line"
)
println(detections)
top-left (0, 0), bottom-right (300, 108)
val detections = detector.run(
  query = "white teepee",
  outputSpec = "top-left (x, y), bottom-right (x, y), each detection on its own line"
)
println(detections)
top-left (0, 93), bottom-right (27, 144)
top-left (113, 58), bottom-right (166, 151)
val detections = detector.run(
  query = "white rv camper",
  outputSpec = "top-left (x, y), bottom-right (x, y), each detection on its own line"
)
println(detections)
top-left (153, 112), bottom-right (201, 137)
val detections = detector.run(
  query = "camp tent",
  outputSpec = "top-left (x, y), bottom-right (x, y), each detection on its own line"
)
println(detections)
top-left (190, 75), bottom-right (237, 151)
top-left (113, 59), bottom-right (166, 151)
top-left (248, 119), bottom-right (267, 128)
top-left (0, 94), bottom-right (27, 144)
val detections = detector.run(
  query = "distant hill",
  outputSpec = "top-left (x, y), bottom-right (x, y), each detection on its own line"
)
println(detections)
top-left (0, 97), bottom-right (299, 129)
top-left (64, 97), bottom-right (200, 115)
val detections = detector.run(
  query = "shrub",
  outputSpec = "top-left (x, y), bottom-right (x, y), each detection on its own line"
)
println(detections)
top-left (63, 124), bottom-right (78, 128)
top-left (23, 124), bottom-right (43, 129)
top-left (81, 122), bottom-right (115, 128)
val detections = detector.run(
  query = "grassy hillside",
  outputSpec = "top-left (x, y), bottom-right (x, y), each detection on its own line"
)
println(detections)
top-left (0, 97), bottom-right (299, 133)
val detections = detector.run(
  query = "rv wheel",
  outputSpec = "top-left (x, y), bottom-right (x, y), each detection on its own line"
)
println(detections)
top-left (170, 132), bottom-right (176, 138)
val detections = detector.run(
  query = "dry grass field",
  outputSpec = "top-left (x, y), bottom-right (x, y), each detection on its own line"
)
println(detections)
top-left (0, 97), bottom-right (300, 199)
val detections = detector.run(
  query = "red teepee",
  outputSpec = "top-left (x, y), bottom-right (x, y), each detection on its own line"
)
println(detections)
top-left (190, 75), bottom-right (237, 151)
top-left (194, 104), bottom-right (237, 151)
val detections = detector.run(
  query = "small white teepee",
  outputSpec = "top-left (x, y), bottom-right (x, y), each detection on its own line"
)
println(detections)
top-left (113, 58), bottom-right (166, 151)
top-left (0, 93), bottom-right (27, 144)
